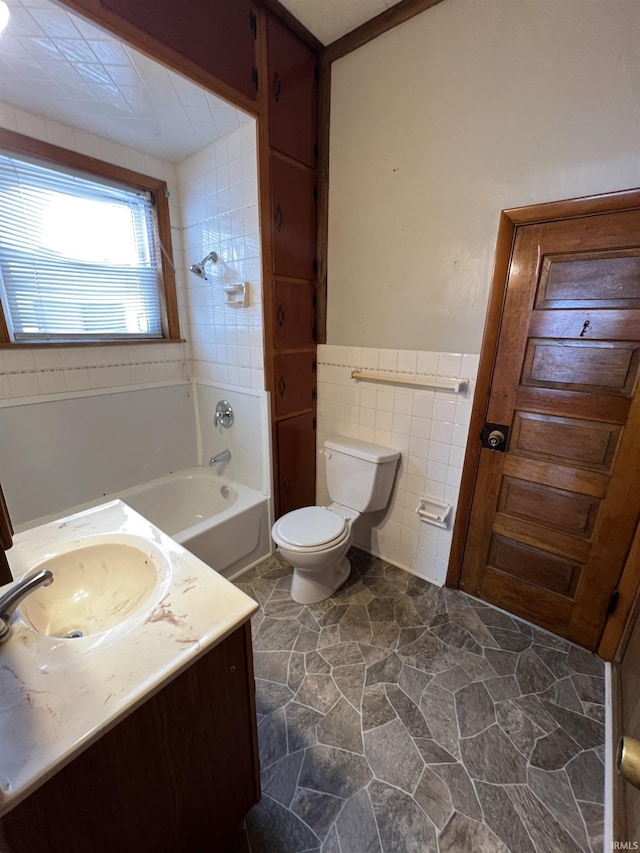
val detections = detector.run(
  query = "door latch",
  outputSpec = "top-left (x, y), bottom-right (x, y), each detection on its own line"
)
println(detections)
top-left (481, 422), bottom-right (510, 452)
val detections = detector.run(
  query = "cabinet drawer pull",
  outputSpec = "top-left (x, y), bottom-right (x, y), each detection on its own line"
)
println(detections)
top-left (277, 304), bottom-right (285, 327)
top-left (273, 70), bottom-right (282, 102)
top-left (275, 205), bottom-right (284, 231)
top-left (278, 375), bottom-right (286, 396)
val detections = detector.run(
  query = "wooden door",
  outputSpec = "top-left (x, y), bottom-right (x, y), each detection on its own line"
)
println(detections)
top-left (458, 206), bottom-right (640, 650)
top-left (614, 524), bottom-right (640, 843)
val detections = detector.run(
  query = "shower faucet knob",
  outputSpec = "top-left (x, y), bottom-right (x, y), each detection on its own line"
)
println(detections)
top-left (214, 400), bottom-right (234, 428)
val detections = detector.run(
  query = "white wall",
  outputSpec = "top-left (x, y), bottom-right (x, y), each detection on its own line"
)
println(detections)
top-left (317, 345), bottom-right (477, 585)
top-left (0, 107), bottom-right (270, 531)
top-left (320, 0), bottom-right (640, 582)
top-left (0, 383), bottom-right (197, 525)
top-left (327, 0), bottom-right (640, 354)
top-left (177, 123), bottom-right (264, 390)
top-left (195, 381), bottom-right (271, 496)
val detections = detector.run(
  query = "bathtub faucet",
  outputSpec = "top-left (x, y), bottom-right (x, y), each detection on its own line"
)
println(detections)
top-left (209, 449), bottom-right (231, 466)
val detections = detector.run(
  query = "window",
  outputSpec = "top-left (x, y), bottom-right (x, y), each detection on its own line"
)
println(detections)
top-left (0, 129), bottom-right (180, 346)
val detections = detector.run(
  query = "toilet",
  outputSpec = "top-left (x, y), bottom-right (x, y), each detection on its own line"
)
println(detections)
top-left (272, 435), bottom-right (400, 604)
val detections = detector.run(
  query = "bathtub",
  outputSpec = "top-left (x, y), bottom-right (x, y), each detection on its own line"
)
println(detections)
top-left (113, 467), bottom-right (271, 578)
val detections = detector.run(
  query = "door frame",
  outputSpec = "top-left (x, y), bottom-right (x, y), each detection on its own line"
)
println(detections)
top-left (446, 187), bottom-right (640, 661)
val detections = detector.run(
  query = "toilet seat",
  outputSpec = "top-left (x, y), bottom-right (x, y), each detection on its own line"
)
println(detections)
top-left (273, 506), bottom-right (349, 552)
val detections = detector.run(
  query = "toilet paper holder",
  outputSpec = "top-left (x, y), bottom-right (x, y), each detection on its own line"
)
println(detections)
top-left (416, 498), bottom-right (452, 529)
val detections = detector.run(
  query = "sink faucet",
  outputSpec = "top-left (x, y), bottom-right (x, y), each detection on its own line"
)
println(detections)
top-left (209, 449), bottom-right (231, 466)
top-left (0, 568), bottom-right (53, 644)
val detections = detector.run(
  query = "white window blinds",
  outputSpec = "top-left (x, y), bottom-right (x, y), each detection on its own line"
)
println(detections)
top-left (0, 151), bottom-right (164, 342)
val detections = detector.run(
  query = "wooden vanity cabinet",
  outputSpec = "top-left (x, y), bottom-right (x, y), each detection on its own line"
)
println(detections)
top-left (0, 622), bottom-right (260, 853)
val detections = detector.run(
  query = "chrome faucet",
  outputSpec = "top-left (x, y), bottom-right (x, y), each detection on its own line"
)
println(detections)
top-left (209, 449), bottom-right (231, 466)
top-left (0, 568), bottom-right (53, 644)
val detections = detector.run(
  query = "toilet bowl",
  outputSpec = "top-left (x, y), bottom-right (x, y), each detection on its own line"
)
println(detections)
top-left (272, 436), bottom-right (400, 604)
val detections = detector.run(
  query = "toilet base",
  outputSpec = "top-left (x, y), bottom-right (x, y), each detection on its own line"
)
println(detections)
top-left (290, 556), bottom-right (351, 605)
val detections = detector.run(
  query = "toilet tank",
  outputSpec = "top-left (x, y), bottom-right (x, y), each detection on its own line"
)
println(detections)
top-left (324, 436), bottom-right (400, 513)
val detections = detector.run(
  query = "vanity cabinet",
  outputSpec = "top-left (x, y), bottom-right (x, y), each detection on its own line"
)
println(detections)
top-left (0, 621), bottom-right (260, 853)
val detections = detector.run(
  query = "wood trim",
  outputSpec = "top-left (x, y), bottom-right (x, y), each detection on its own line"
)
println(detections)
top-left (315, 52), bottom-right (331, 345)
top-left (55, 0), bottom-right (259, 117)
top-left (446, 188), bottom-right (640, 593)
top-left (446, 210), bottom-right (514, 587)
top-left (612, 662), bottom-right (628, 842)
top-left (325, 0), bottom-right (447, 63)
top-left (0, 128), bottom-right (180, 345)
top-left (600, 518), bottom-right (640, 661)
top-left (258, 0), bottom-right (323, 53)
top-left (506, 188), bottom-right (640, 226)
top-left (0, 128), bottom-right (167, 193)
top-left (254, 6), bottom-right (280, 515)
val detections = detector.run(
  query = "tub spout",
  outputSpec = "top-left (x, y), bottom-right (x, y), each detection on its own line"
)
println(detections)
top-left (0, 568), bottom-right (53, 644)
top-left (209, 450), bottom-right (231, 466)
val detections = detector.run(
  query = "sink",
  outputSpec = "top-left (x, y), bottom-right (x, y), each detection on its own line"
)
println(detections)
top-left (19, 537), bottom-right (170, 639)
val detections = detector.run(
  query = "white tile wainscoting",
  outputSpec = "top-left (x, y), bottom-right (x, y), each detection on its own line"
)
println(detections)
top-left (316, 344), bottom-right (479, 586)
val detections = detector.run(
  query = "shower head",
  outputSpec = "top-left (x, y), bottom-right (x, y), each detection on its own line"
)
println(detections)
top-left (189, 251), bottom-right (218, 281)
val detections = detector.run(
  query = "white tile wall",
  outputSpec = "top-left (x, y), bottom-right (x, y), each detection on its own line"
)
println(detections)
top-left (316, 344), bottom-right (479, 586)
top-left (0, 102), bottom-right (190, 399)
top-left (176, 121), bottom-right (264, 391)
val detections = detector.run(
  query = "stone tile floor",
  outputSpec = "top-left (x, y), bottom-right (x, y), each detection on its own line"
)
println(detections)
top-left (236, 548), bottom-right (606, 853)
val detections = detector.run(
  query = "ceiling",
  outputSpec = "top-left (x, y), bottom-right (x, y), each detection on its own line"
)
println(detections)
top-left (0, 0), bottom-right (252, 162)
top-left (0, 0), bottom-right (404, 161)
top-left (278, 0), bottom-right (403, 45)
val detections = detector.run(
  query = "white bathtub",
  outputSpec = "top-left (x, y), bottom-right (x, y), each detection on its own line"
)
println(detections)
top-left (113, 467), bottom-right (271, 578)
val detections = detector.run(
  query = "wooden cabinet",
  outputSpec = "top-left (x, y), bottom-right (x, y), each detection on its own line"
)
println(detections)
top-left (267, 15), bottom-right (318, 168)
top-left (274, 280), bottom-right (316, 349)
top-left (274, 352), bottom-right (317, 417)
top-left (271, 153), bottom-right (317, 281)
top-left (0, 623), bottom-right (260, 853)
top-left (100, 0), bottom-right (259, 101)
top-left (278, 413), bottom-right (317, 515)
top-left (264, 16), bottom-right (320, 518)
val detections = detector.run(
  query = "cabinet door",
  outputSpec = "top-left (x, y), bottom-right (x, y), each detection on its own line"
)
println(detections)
top-left (267, 15), bottom-right (318, 168)
top-left (271, 154), bottom-right (316, 281)
top-left (274, 352), bottom-right (316, 418)
top-left (278, 413), bottom-right (316, 515)
top-left (100, 0), bottom-right (258, 101)
top-left (274, 280), bottom-right (316, 350)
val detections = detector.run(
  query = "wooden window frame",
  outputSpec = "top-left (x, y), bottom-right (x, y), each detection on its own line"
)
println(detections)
top-left (0, 127), bottom-right (181, 348)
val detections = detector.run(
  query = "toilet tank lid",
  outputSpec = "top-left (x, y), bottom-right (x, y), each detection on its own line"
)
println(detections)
top-left (324, 435), bottom-right (400, 464)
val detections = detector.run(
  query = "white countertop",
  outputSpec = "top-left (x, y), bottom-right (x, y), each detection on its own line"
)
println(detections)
top-left (0, 499), bottom-right (258, 816)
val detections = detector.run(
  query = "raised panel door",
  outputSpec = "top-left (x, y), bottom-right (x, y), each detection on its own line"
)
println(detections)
top-left (460, 210), bottom-right (640, 649)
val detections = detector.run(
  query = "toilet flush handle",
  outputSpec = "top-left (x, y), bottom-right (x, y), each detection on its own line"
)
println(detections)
top-left (319, 449), bottom-right (332, 460)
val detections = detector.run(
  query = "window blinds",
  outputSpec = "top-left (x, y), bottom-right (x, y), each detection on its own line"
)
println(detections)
top-left (0, 151), bottom-right (163, 342)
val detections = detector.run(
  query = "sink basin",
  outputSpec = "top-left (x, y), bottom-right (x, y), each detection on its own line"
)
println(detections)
top-left (19, 538), bottom-right (169, 639)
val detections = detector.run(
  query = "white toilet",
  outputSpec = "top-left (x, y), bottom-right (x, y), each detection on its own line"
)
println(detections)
top-left (272, 435), bottom-right (400, 604)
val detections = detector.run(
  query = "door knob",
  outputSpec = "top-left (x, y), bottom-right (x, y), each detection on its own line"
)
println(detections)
top-left (488, 430), bottom-right (505, 448)
top-left (618, 737), bottom-right (640, 790)
top-left (481, 422), bottom-right (510, 452)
